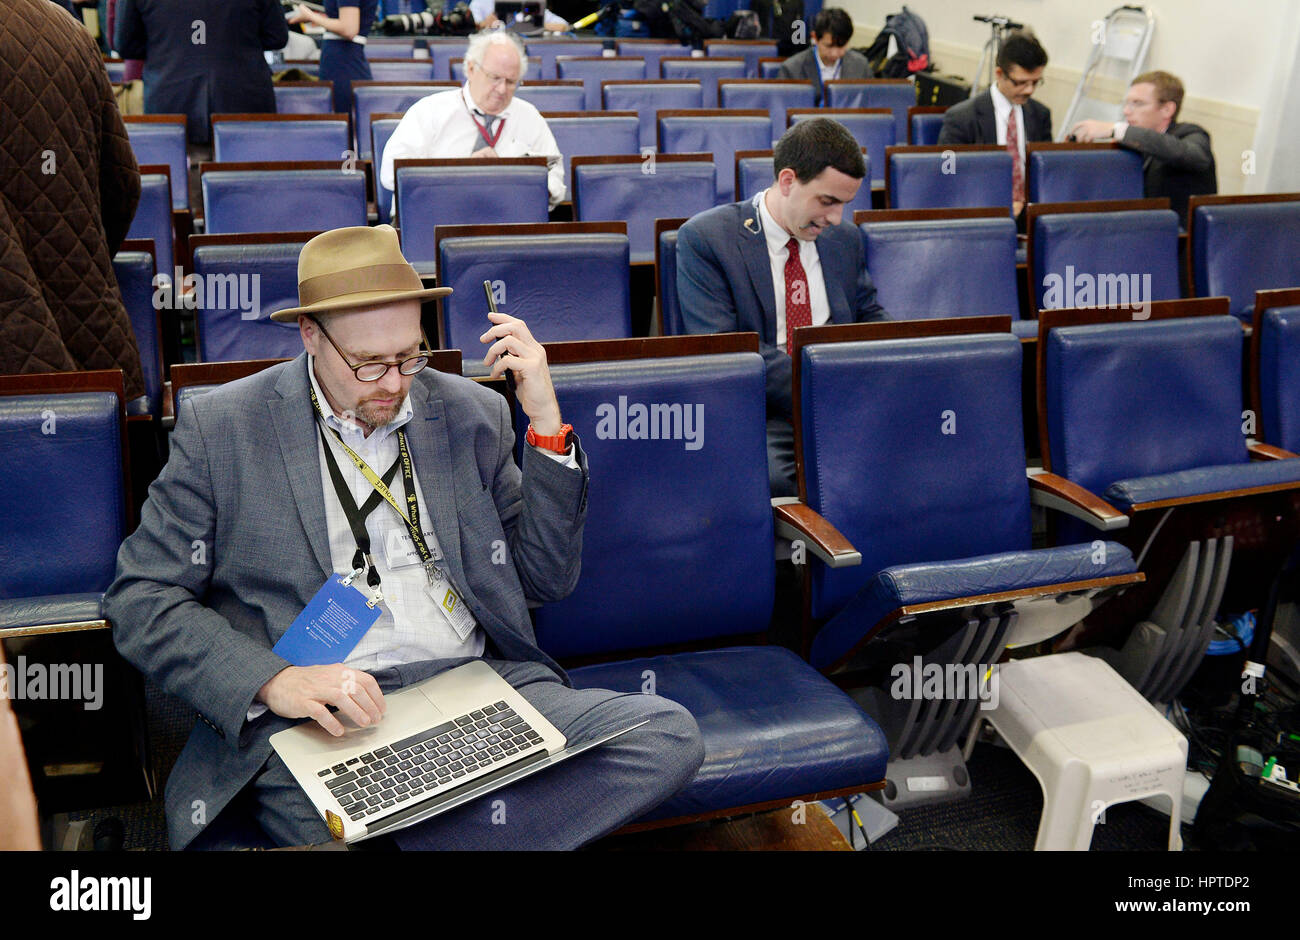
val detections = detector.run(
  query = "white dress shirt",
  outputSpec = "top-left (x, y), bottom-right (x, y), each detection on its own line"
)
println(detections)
top-left (815, 49), bottom-right (842, 84)
top-left (989, 83), bottom-right (1026, 171)
top-left (378, 84), bottom-right (566, 212)
top-left (758, 191), bottom-right (831, 350)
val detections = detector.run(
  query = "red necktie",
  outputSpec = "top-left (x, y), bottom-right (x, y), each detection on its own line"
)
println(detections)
top-left (1007, 106), bottom-right (1024, 205)
top-left (784, 237), bottom-right (811, 354)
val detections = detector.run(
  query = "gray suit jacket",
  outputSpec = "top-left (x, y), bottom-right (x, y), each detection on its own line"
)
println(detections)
top-left (937, 90), bottom-right (1053, 146)
top-left (104, 353), bottom-right (588, 848)
top-left (777, 47), bottom-right (873, 105)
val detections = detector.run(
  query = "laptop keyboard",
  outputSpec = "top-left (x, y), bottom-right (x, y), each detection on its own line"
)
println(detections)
top-left (315, 700), bottom-right (545, 823)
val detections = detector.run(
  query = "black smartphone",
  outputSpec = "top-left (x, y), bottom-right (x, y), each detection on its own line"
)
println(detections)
top-left (483, 280), bottom-right (516, 393)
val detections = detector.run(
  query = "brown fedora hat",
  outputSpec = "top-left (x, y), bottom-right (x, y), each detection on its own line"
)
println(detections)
top-left (270, 224), bottom-right (451, 322)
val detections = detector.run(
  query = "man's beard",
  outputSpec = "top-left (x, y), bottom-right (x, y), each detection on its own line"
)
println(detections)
top-left (354, 395), bottom-right (403, 430)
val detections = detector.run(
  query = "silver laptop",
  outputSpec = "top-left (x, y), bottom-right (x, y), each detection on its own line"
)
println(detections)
top-left (271, 660), bottom-right (644, 844)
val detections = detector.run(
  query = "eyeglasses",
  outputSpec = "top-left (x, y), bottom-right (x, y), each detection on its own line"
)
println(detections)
top-left (474, 67), bottom-right (518, 90)
top-left (311, 317), bottom-right (430, 382)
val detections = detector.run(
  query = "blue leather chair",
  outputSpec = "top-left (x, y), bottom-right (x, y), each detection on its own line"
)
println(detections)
top-left (449, 56), bottom-right (542, 82)
top-left (513, 80), bottom-right (587, 113)
top-left (660, 57), bottom-right (746, 107)
top-left (572, 154), bottom-right (716, 263)
top-left (790, 321), bottom-right (1142, 807)
top-left (718, 79), bottom-right (816, 146)
top-left (858, 209), bottom-right (1033, 338)
top-left (201, 164), bottom-right (368, 236)
top-left (394, 158), bottom-right (550, 275)
top-left (825, 79), bottom-right (915, 148)
top-left (759, 58), bottom-right (786, 79)
top-left (126, 167), bottom-right (176, 278)
top-left (527, 335), bottom-right (889, 824)
top-left (556, 56), bottom-right (646, 111)
top-left (426, 39), bottom-right (469, 81)
top-left (366, 58), bottom-right (438, 82)
top-left (658, 109), bottom-right (771, 205)
top-left (124, 115), bottom-right (189, 209)
top-left (1026, 199), bottom-right (1181, 318)
top-left (887, 145), bottom-right (1013, 213)
top-left (704, 38), bottom-right (778, 77)
top-left (789, 108), bottom-right (894, 190)
top-left (273, 81), bottom-right (336, 115)
top-left (1026, 143), bottom-right (1145, 204)
top-left (527, 40), bottom-right (607, 80)
top-left (211, 115), bottom-right (351, 163)
top-left (364, 38), bottom-right (417, 59)
top-left (542, 112), bottom-right (640, 198)
top-left (189, 233), bottom-right (317, 363)
top-left (655, 218), bottom-right (686, 335)
top-left (435, 222), bottom-right (630, 348)
top-left (352, 81), bottom-right (457, 158)
top-left (601, 80), bottom-right (703, 150)
top-left (371, 114), bottom-right (404, 225)
top-left (1189, 194), bottom-right (1300, 320)
top-left (614, 39), bottom-right (691, 78)
top-left (1253, 289), bottom-right (1300, 455)
top-left (736, 150), bottom-right (873, 217)
top-left (113, 246), bottom-right (164, 416)
top-left (908, 107), bottom-right (945, 145)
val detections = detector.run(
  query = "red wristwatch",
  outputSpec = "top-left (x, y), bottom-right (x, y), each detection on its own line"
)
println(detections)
top-left (526, 423), bottom-right (573, 455)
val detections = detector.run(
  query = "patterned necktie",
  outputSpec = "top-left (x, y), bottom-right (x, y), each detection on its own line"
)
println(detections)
top-left (472, 111), bottom-right (499, 154)
top-left (1007, 106), bottom-right (1024, 205)
top-left (784, 237), bottom-right (811, 354)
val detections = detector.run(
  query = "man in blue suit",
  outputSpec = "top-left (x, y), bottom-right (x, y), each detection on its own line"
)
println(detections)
top-left (677, 118), bottom-right (889, 496)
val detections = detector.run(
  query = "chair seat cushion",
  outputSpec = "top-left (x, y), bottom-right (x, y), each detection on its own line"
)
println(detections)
top-left (810, 543), bottom-right (1137, 670)
top-left (1011, 319), bottom-right (1038, 339)
top-left (569, 646), bottom-right (888, 820)
top-left (1104, 459), bottom-right (1300, 511)
top-left (0, 593), bottom-right (105, 630)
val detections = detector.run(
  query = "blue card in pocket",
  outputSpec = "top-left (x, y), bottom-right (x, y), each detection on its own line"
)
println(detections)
top-left (272, 574), bottom-right (382, 666)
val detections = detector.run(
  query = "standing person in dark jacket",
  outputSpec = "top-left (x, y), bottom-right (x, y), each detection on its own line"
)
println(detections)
top-left (115, 0), bottom-right (289, 146)
top-left (288, 2), bottom-right (377, 117)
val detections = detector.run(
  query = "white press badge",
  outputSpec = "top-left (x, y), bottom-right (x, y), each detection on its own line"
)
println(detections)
top-left (426, 575), bottom-right (478, 642)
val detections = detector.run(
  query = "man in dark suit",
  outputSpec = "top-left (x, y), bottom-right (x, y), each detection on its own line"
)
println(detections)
top-left (938, 30), bottom-right (1052, 215)
top-left (1069, 70), bottom-right (1217, 226)
top-left (115, 0), bottom-right (288, 145)
top-left (677, 119), bottom-right (889, 497)
top-left (778, 7), bottom-right (872, 105)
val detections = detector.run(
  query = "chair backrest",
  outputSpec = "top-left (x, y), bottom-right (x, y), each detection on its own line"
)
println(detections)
top-left (655, 218), bottom-right (687, 336)
top-left (211, 114), bottom-right (351, 163)
top-left (126, 165), bottom-right (175, 275)
top-left (364, 38), bottom-right (417, 60)
top-left (825, 79), bottom-right (915, 145)
top-left (758, 57), bottom-right (786, 79)
top-left (907, 105), bottom-right (945, 145)
top-left (858, 209), bottom-right (1020, 323)
top-left (512, 80), bottom-right (587, 113)
top-left (530, 335), bottom-right (772, 658)
top-left (1252, 289), bottom-right (1300, 454)
top-left (366, 58), bottom-right (438, 83)
top-left (659, 57), bottom-right (746, 107)
top-left (704, 39), bottom-right (778, 77)
top-left (614, 39), bottom-right (690, 78)
top-left (718, 79), bottom-right (816, 145)
top-left (0, 371), bottom-right (126, 598)
top-left (273, 81), bottom-right (335, 115)
top-left (1040, 306), bottom-right (1245, 497)
top-left (556, 56), bottom-right (646, 110)
top-left (887, 145), bottom-right (1012, 212)
top-left (435, 222), bottom-right (630, 348)
top-left (1189, 193), bottom-right (1300, 320)
top-left (449, 56), bottom-right (542, 82)
top-left (541, 111), bottom-right (640, 196)
top-left (657, 109), bottom-right (770, 205)
top-left (735, 149), bottom-right (873, 217)
top-left (600, 80), bottom-right (703, 150)
top-left (1026, 143), bottom-right (1145, 204)
top-left (571, 154), bottom-right (716, 263)
top-left (113, 243), bottom-right (163, 416)
top-left (352, 82), bottom-right (458, 158)
top-left (201, 162), bottom-right (369, 236)
top-left (171, 358), bottom-right (291, 415)
top-left (527, 40), bottom-right (607, 80)
top-left (788, 108), bottom-right (894, 188)
top-left (794, 325), bottom-right (1029, 619)
top-left (124, 115), bottom-right (188, 209)
top-left (189, 232), bottom-right (319, 363)
top-left (394, 158), bottom-right (550, 275)
top-left (1027, 199), bottom-right (1181, 318)
top-left (370, 112), bottom-right (404, 225)
top-left (103, 57), bottom-right (125, 83)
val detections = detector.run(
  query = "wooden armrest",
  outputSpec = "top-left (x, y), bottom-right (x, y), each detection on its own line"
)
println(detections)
top-left (772, 500), bottom-right (861, 568)
top-left (1248, 442), bottom-right (1299, 461)
top-left (1026, 470), bottom-right (1129, 531)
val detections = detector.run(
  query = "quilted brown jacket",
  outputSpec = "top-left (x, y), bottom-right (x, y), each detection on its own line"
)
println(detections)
top-left (1, 0), bottom-right (144, 399)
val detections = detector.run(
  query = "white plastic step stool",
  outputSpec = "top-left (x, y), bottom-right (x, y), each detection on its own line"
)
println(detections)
top-left (965, 652), bottom-right (1188, 850)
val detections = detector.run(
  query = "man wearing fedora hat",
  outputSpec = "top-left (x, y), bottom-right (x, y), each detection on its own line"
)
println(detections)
top-left (106, 225), bottom-right (704, 850)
